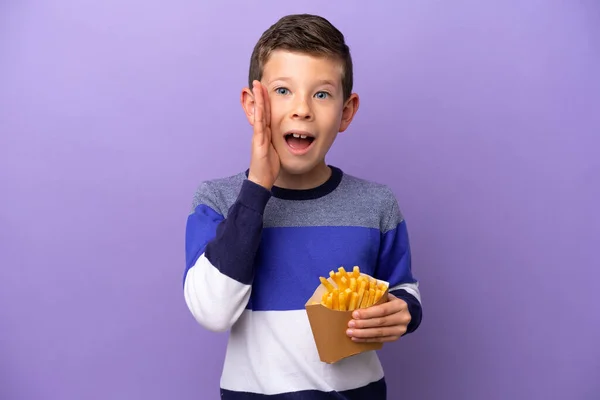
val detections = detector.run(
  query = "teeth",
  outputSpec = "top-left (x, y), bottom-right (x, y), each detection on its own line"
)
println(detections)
top-left (291, 133), bottom-right (309, 139)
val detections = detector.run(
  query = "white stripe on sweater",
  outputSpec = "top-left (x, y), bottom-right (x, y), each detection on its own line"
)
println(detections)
top-left (219, 309), bottom-right (385, 395)
top-left (184, 253), bottom-right (252, 332)
top-left (390, 281), bottom-right (421, 304)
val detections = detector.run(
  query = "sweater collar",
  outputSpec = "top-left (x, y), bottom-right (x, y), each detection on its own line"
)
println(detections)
top-left (245, 165), bottom-right (343, 200)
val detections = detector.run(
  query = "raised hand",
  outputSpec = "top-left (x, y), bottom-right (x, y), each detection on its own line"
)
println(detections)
top-left (247, 80), bottom-right (280, 190)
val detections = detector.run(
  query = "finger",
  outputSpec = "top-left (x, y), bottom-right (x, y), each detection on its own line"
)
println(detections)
top-left (253, 80), bottom-right (264, 124)
top-left (346, 326), bottom-right (406, 340)
top-left (252, 81), bottom-right (265, 145)
top-left (260, 84), bottom-right (272, 145)
top-left (261, 83), bottom-right (271, 130)
top-left (348, 311), bottom-right (408, 329)
top-left (351, 298), bottom-right (406, 320)
top-left (350, 335), bottom-right (400, 343)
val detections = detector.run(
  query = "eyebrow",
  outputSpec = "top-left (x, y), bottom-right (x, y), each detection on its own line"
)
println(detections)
top-left (268, 77), bottom-right (338, 87)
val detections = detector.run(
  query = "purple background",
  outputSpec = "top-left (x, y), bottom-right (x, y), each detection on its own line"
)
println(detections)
top-left (1, 1), bottom-right (598, 399)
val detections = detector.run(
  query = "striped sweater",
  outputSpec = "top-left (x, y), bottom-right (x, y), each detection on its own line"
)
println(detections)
top-left (183, 166), bottom-right (422, 399)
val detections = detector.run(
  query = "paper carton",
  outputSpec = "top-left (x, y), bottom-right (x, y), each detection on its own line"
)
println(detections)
top-left (305, 273), bottom-right (389, 364)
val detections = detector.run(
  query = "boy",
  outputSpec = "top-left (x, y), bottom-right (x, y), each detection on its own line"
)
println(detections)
top-left (183, 14), bottom-right (422, 399)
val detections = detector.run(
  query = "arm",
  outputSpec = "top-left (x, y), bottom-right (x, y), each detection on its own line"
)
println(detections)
top-left (376, 216), bottom-right (422, 335)
top-left (185, 80), bottom-right (279, 332)
top-left (346, 190), bottom-right (422, 342)
top-left (183, 179), bottom-right (271, 332)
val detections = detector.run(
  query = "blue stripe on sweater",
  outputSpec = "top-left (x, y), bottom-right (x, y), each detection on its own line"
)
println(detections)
top-left (248, 225), bottom-right (380, 311)
top-left (221, 377), bottom-right (386, 399)
top-left (247, 223), bottom-right (416, 312)
top-left (376, 221), bottom-right (414, 286)
top-left (184, 204), bottom-right (223, 280)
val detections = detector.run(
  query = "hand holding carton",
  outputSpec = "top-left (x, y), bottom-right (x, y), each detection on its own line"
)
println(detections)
top-left (305, 266), bottom-right (389, 363)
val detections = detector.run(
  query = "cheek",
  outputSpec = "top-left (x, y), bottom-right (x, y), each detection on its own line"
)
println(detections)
top-left (316, 109), bottom-right (342, 134)
top-left (268, 104), bottom-right (286, 126)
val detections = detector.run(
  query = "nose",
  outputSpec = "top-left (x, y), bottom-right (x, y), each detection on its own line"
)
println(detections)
top-left (291, 96), bottom-right (313, 121)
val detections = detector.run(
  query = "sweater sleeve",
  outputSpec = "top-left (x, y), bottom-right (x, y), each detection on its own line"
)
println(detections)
top-left (183, 179), bottom-right (271, 332)
top-left (374, 189), bottom-right (423, 335)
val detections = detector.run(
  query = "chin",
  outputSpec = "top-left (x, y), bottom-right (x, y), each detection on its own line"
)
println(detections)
top-left (279, 158), bottom-right (321, 176)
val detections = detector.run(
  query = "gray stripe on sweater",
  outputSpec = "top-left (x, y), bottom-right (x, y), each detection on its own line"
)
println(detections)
top-left (191, 171), bottom-right (404, 233)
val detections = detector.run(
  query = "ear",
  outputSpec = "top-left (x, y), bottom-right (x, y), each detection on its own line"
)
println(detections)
top-left (240, 86), bottom-right (256, 126)
top-left (339, 93), bottom-right (360, 133)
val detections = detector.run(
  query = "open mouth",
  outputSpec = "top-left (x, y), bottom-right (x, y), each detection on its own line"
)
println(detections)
top-left (284, 132), bottom-right (315, 152)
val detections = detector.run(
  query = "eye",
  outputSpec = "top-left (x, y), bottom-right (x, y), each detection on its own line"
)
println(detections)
top-left (315, 91), bottom-right (329, 99)
top-left (275, 87), bottom-right (290, 95)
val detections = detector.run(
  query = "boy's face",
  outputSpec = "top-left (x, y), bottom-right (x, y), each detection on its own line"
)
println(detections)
top-left (242, 50), bottom-right (359, 177)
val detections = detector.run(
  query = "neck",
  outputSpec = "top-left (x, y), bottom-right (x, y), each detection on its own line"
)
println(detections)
top-left (274, 162), bottom-right (332, 190)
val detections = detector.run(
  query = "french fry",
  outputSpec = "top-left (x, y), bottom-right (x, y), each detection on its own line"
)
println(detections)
top-left (348, 292), bottom-right (359, 310)
top-left (359, 288), bottom-right (370, 308)
top-left (339, 276), bottom-right (348, 291)
top-left (318, 266), bottom-right (388, 311)
top-left (357, 280), bottom-right (367, 307)
top-left (330, 271), bottom-right (339, 287)
top-left (344, 288), bottom-right (352, 309)
top-left (366, 289), bottom-right (375, 308)
top-left (325, 293), bottom-right (333, 309)
top-left (350, 277), bottom-right (357, 292)
top-left (319, 277), bottom-right (335, 293)
top-left (332, 289), bottom-right (339, 310)
top-left (319, 276), bottom-right (335, 293)
top-left (356, 276), bottom-right (366, 290)
top-left (374, 289), bottom-right (383, 304)
top-left (339, 291), bottom-right (347, 311)
top-left (369, 279), bottom-right (376, 291)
